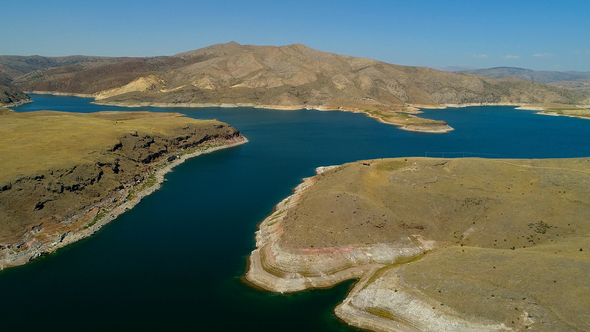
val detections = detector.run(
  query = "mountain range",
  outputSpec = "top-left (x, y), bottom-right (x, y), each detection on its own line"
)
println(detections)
top-left (458, 67), bottom-right (590, 84)
top-left (1, 42), bottom-right (588, 130)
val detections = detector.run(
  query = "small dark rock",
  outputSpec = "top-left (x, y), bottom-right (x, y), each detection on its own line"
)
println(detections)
top-left (33, 201), bottom-right (45, 211)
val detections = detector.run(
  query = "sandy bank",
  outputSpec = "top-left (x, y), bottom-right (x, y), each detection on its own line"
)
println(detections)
top-left (30, 91), bottom-right (590, 131)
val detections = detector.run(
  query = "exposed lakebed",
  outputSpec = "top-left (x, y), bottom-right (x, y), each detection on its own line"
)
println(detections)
top-left (2, 94), bottom-right (590, 331)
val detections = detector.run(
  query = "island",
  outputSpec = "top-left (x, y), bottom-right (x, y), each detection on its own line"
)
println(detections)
top-left (246, 157), bottom-right (590, 331)
top-left (0, 109), bottom-right (247, 269)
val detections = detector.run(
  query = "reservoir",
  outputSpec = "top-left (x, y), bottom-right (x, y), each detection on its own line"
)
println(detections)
top-left (3, 94), bottom-right (590, 331)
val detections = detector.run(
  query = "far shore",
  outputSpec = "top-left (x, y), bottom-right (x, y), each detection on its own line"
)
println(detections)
top-left (26, 90), bottom-right (590, 128)
top-left (27, 91), bottom-right (96, 98)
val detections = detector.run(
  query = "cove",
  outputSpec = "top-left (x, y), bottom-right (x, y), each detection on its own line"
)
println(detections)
top-left (2, 94), bottom-right (589, 331)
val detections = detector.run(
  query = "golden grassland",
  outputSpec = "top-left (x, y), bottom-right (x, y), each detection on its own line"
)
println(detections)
top-left (0, 110), bottom-right (220, 183)
top-left (273, 157), bottom-right (590, 330)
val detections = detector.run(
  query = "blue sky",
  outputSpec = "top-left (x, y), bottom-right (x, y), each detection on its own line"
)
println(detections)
top-left (2, 0), bottom-right (589, 71)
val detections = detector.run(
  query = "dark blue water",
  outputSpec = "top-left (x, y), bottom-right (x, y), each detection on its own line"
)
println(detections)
top-left (2, 94), bottom-right (589, 331)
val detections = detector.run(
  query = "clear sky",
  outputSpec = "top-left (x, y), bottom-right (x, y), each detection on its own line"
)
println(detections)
top-left (2, 0), bottom-right (589, 71)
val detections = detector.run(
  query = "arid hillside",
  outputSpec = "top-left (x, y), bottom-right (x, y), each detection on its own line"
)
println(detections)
top-left (460, 66), bottom-right (590, 96)
top-left (4, 42), bottom-right (589, 132)
top-left (459, 66), bottom-right (590, 84)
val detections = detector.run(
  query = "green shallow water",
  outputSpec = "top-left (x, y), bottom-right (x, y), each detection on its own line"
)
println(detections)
top-left (2, 95), bottom-right (590, 331)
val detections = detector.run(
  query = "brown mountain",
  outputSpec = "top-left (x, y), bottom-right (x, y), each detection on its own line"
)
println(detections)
top-left (459, 66), bottom-right (590, 84)
top-left (6, 42), bottom-right (589, 131)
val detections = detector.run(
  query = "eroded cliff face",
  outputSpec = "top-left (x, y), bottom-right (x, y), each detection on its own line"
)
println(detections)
top-left (0, 112), bottom-right (246, 269)
top-left (246, 158), bottom-right (590, 332)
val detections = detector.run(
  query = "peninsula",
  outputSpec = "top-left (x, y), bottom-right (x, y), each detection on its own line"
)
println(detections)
top-left (246, 157), bottom-right (590, 331)
top-left (0, 110), bottom-right (247, 269)
top-left (3, 42), bottom-right (589, 133)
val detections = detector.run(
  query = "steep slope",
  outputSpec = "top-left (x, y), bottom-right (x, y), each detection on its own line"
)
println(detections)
top-left (96, 43), bottom-right (589, 131)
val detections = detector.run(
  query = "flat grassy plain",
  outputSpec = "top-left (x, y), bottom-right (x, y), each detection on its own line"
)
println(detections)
top-left (0, 110), bottom-right (221, 183)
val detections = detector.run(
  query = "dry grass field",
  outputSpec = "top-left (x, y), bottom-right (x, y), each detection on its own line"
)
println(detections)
top-left (0, 110), bottom-right (221, 183)
top-left (255, 157), bottom-right (590, 330)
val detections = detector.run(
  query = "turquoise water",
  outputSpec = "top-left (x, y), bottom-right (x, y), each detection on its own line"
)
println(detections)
top-left (3, 95), bottom-right (590, 331)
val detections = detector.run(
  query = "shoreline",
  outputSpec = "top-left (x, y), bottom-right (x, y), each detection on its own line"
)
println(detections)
top-left (25, 90), bottom-right (590, 130)
top-left (244, 158), bottom-right (590, 331)
top-left (92, 99), bottom-right (455, 134)
top-left (28, 91), bottom-right (96, 98)
top-left (0, 135), bottom-right (248, 270)
top-left (1, 98), bottom-right (33, 109)
top-left (244, 164), bottom-right (445, 331)
top-left (244, 165), bottom-right (435, 293)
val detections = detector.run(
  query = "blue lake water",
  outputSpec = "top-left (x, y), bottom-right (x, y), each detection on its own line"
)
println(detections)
top-left (2, 94), bottom-right (589, 331)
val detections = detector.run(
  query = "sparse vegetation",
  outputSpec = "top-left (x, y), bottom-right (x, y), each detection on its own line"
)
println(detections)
top-left (85, 208), bottom-right (110, 229)
top-left (263, 157), bottom-right (590, 330)
top-left (140, 173), bottom-right (157, 191)
top-left (126, 190), bottom-right (136, 201)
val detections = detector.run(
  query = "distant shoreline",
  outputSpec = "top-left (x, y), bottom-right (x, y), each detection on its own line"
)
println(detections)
top-left (25, 91), bottom-right (590, 130)
top-left (28, 91), bottom-right (96, 98)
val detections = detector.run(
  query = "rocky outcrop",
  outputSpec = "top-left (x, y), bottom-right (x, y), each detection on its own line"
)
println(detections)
top-left (0, 83), bottom-right (31, 107)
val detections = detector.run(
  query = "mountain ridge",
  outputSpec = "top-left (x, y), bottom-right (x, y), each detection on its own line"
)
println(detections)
top-left (459, 66), bottom-right (590, 83)
top-left (3, 42), bottom-right (589, 130)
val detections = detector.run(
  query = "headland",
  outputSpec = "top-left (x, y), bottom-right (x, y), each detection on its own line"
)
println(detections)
top-left (246, 157), bottom-right (590, 331)
top-left (0, 110), bottom-right (247, 269)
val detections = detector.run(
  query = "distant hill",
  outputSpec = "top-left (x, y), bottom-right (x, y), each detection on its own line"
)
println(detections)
top-left (459, 67), bottom-right (590, 84)
top-left (435, 66), bottom-right (480, 72)
top-left (0, 55), bottom-right (123, 106)
top-left (8, 42), bottom-right (584, 105)
top-left (0, 55), bottom-right (125, 80)
top-left (3, 43), bottom-right (589, 131)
